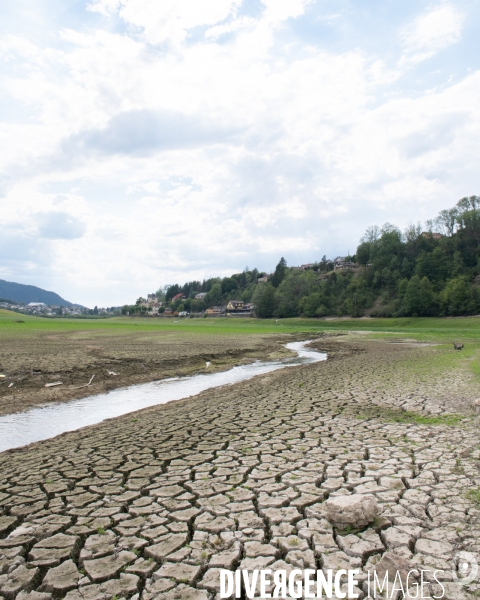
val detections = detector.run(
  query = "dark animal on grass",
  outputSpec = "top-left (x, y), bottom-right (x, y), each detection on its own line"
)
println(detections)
top-left (453, 343), bottom-right (464, 350)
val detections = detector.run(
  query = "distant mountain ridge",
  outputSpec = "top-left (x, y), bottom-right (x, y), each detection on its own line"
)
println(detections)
top-left (0, 279), bottom-right (73, 306)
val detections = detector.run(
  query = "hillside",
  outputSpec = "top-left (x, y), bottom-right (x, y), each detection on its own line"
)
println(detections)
top-left (129, 195), bottom-right (480, 318)
top-left (0, 279), bottom-right (73, 307)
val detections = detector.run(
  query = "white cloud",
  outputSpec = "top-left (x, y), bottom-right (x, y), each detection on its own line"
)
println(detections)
top-left (205, 17), bottom-right (256, 40)
top-left (1, 1), bottom-right (479, 305)
top-left (261, 0), bottom-right (313, 23)
top-left (401, 4), bottom-right (465, 62)
top-left (93, 0), bottom-right (244, 44)
top-left (87, 0), bottom-right (122, 16)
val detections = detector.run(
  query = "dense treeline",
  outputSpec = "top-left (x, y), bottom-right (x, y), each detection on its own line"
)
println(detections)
top-left (127, 196), bottom-right (480, 318)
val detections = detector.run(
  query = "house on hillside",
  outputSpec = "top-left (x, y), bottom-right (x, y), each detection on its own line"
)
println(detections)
top-left (257, 276), bottom-right (268, 283)
top-left (195, 292), bottom-right (207, 300)
top-left (163, 307), bottom-right (174, 316)
top-left (293, 263), bottom-right (315, 271)
top-left (226, 300), bottom-right (254, 316)
top-left (206, 306), bottom-right (226, 316)
top-left (226, 300), bottom-right (244, 310)
top-left (334, 257), bottom-right (357, 270)
top-left (171, 293), bottom-right (186, 302)
top-left (421, 232), bottom-right (443, 239)
top-left (144, 293), bottom-right (162, 314)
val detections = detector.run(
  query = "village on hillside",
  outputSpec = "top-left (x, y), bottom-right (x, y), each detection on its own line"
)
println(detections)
top-left (0, 301), bottom-right (119, 318)
top-left (127, 256), bottom-right (355, 318)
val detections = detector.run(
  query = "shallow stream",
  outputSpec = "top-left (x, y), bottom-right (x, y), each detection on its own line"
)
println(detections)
top-left (0, 340), bottom-right (326, 452)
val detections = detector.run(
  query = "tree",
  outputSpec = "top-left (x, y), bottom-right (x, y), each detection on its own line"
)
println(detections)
top-left (256, 284), bottom-right (276, 318)
top-left (156, 286), bottom-right (169, 302)
top-left (271, 257), bottom-right (287, 288)
top-left (300, 292), bottom-right (325, 317)
top-left (275, 270), bottom-right (314, 317)
top-left (206, 283), bottom-right (223, 306)
top-left (435, 208), bottom-right (458, 236)
top-left (356, 242), bottom-right (371, 266)
top-left (441, 276), bottom-right (475, 315)
top-left (415, 248), bottom-right (445, 284)
top-left (251, 282), bottom-right (266, 308)
top-left (166, 284), bottom-right (180, 301)
top-left (401, 275), bottom-right (435, 316)
top-left (457, 195), bottom-right (480, 213)
top-left (361, 225), bottom-right (381, 245)
top-left (221, 277), bottom-right (238, 294)
top-left (190, 299), bottom-right (205, 313)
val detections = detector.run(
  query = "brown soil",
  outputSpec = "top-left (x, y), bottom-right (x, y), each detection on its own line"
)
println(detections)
top-left (0, 329), bottom-right (308, 417)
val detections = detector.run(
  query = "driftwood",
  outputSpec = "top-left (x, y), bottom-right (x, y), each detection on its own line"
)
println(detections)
top-left (68, 375), bottom-right (95, 390)
top-left (453, 343), bottom-right (464, 350)
top-left (45, 381), bottom-right (63, 388)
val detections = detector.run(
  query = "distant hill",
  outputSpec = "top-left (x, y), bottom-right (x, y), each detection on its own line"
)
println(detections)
top-left (0, 279), bottom-right (73, 306)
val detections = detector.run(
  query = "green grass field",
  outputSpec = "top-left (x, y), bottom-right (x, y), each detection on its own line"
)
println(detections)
top-left (3, 309), bottom-right (480, 383)
top-left (2, 308), bottom-right (480, 340)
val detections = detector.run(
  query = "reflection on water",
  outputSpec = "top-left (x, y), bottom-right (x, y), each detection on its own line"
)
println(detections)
top-left (0, 341), bottom-right (326, 452)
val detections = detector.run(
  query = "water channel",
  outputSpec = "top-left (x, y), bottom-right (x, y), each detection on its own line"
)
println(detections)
top-left (0, 340), bottom-right (326, 452)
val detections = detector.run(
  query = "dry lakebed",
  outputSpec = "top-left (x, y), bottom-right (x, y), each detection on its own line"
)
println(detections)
top-left (0, 334), bottom-right (479, 599)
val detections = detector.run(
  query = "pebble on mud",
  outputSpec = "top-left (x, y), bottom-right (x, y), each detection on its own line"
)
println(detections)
top-left (325, 493), bottom-right (379, 529)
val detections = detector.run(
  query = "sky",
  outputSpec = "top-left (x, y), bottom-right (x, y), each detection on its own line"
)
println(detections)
top-left (1, 0), bottom-right (479, 307)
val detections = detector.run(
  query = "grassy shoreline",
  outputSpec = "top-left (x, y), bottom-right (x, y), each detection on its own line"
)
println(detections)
top-left (3, 308), bottom-right (480, 338)
top-left (2, 308), bottom-right (480, 416)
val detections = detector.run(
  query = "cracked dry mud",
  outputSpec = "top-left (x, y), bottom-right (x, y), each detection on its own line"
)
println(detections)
top-left (0, 340), bottom-right (479, 599)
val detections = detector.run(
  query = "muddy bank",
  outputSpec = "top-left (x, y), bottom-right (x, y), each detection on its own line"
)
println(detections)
top-left (0, 331), bottom-right (307, 417)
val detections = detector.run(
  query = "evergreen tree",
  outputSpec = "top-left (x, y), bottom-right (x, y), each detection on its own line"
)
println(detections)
top-left (256, 284), bottom-right (276, 318)
top-left (271, 257), bottom-right (287, 288)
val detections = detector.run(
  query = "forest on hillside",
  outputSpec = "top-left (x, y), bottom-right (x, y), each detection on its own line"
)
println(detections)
top-left (126, 196), bottom-right (480, 318)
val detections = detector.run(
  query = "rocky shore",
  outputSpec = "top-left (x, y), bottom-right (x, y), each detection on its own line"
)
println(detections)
top-left (0, 340), bottom-right (479, 599)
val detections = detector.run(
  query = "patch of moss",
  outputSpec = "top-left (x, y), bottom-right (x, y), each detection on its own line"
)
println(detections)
top-left (466, 488), bottom-right (480, 505)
